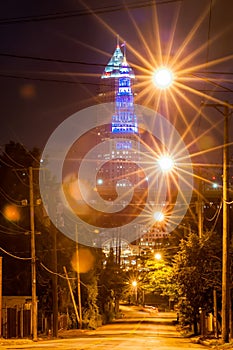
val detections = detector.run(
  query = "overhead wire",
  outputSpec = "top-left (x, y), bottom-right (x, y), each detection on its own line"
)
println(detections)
top-left (0, 245), bottom-right (32, 260)
top-left (0, 185), bottom-right (24, 206)
top-left (1, 52), bottom-right (233, 77)
top-left (0, 0), bottom-right (183, 25)
top-left (1, 150), bottom-right (25, 168)
top-left (206, 201), bottom-right (223, 235)
top-left (0, 225), bottom-right (26, 235)
top-left (0, 52), bottom-right (106, 67)
top-left (0, 156), bottom-right (14, 168)
top-left (0, 71), bottom-right (232, 93)
top-left (0, 73), bottom-right (100, 86)
top-left (13, 169), bottom-right (30, 187)
top-left (205, 201), bottom-right (222, 222)
top-left (39, 261), bottom-right (89, 288)
top-left (0, 53), bottom-right (232, 92)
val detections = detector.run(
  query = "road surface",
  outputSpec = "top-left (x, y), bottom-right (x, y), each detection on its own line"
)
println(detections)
top-left (1, 306), bottom-right (208, 350)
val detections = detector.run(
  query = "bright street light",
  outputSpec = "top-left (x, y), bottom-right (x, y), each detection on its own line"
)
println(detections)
top-left (152, 67), bottom-right (174, 89)
top-left (132, 280), bottom-right (138, 304)
top-left (154, 252), bottom-right (162, 260)
top-left (153, 211), bottom-right (164, 222)
top-left (158, 155), bottom-right (174, 171)
top-left (132, 280), bottom-right (137, 287)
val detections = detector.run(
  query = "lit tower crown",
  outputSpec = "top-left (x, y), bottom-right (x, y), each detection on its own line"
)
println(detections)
top-left (112, 53), bottom-right (138, 134)
top-left (101, 44), bottom-right (124, 79)
top-left (101, 39), bottom-right (137, 134)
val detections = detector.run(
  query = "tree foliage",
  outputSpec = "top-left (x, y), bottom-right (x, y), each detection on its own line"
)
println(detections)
top-left (97, 248), bottom-right (126, 322)
top-left (0, 142), bottom-right (100, 330)
top-left (172, 231), bottom-right (223, 333)
top-left (142, 257), bottom-right (176, 300)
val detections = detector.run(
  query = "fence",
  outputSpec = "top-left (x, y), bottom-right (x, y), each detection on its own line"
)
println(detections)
top-left (2, 306), bottom-right (31, 338)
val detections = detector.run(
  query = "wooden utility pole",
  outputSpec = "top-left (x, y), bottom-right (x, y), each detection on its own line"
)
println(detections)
top-left (29, 167), bottom-right (37, 341)
top-left (213, 289), bottom-right (218, 338)
top-left (75, 225), bottom-right (82, 329)
top-left (221, 103), bottom-right (230, 343)
top-left (0, 256), bottom-right (2, 338)
top-left (197, 175), bottom-right (203, 238)
top-left (201, 102), bottom-right (232, 343)
top-left (52, 224), bottom-right (58, 337)
top-left (63, 266), bottom-right (80, 325)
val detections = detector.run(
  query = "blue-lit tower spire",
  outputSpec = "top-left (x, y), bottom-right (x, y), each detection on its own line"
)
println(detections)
top-left (101, 39), bottom-right (124, 80)
top-left (101, 39), bottom-right (138, 134)
top-left (112, 49), bottom-right (138, 134)
top-left (97, 39), bottom-right (141, 204)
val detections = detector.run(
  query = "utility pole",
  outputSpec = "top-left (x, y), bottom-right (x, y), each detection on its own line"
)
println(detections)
top-left (52, 224), bottom-right (58, 337)
top-left (0, 256), bottom-right (2, 338)
top-left (29, 167), bottom-right (37, 341)
top-left (197, 174), bottom-right (203, 238)
top-left (75, 225), bottom-right (82, 329)
top-left (222, 103), bottom-right (230, 343)
top-left (201, 101), bottom-right (232, 343)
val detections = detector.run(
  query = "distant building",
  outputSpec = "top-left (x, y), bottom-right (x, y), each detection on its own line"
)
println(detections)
top-left (97, 40), bottom-right (170, 261)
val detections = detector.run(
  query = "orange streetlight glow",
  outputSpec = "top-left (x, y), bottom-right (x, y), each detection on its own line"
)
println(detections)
top-left (158, 155), bottom-right (174, 171)
top-left (3, 204), bottom-right (20, 221)
top-left (132, 280), bottom-right (137, 287)
top-left (154, 252), bottom-right (162, 260)
top-left (153, 211), bottom-right (164, 222)
top-left (152, 67), bottom-right (174, 89)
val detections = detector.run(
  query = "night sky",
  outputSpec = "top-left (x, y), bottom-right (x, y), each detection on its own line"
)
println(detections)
top-left (0, 0), bottom-right (233, 166)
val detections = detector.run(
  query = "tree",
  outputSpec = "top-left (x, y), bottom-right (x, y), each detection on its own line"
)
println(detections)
top-left (97, 248), bottom-right (125, 322)
top-left (172, 231), bottom-right (223, 334)
top-left (143, 257), bottom-right (176, 299)
top-left (81, 267), bottom-right (99, 329)
top-left (0, 142), bottom-right (106, 333)
top-left (0, 142), bottom-right (41, 295)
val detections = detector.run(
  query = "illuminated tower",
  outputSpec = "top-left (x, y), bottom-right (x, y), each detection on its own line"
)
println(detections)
top-left (100, 39), bottom-right (124, 103)
top-left (101, 39), bottom-right (138, 135)
top-left (97, 41), bottom-right (141, 201)
top-left (96, 40), bottom-right (172, 256)
top-left (112, 54), bottom-right (138, 134)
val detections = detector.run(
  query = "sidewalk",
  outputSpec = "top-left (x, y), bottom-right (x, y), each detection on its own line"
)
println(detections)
top-left (0, 329), bottom-right (93, 347)
top-left (192, 337), bottom-right (233, 349)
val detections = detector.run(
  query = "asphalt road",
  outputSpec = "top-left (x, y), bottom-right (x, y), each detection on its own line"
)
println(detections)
top-left (1, 306), bottom-right (208, 350)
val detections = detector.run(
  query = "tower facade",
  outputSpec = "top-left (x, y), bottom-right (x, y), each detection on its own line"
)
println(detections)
top-left (97, 42), bottom-right (141, 201)
top-left (111, 55), bottom-right (138, 135)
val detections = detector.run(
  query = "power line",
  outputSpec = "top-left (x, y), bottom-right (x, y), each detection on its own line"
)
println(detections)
top-left (0, 186), bottom-right (24, 206)
top-left (0, 73), bottom-right (99, 86)
top-left (1, 72), bottom-right (232, 92)
top-left (2, 150), bottom-right (26, 168)
top-left (196, 71), bottom-right (233, 76)
top-left (0, 246), bottom-right (32, 260)
top-left (0, 0), bottom-right (182, 25)
top-left (0, 52), bottom-right (106, 67)
top-left (39, 261), bottom-right (88, 288)
top-left (2, 53), bottom-right (233, 77)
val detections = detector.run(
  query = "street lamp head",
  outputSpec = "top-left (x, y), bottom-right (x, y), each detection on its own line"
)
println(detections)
top-left (158, 155), bottom-right (174, 171)
top-left (152, 67), bottom-right (174, 89)
top-left (132, 280), bottom-right (137, 287)
top-left (154, 252), bottom-right (162, 260)
top-left (153, 211), bottom-right (164, 222)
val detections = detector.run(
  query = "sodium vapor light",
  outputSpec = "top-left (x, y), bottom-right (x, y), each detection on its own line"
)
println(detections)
top-left (152, 67), bottom-right (174, 89)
